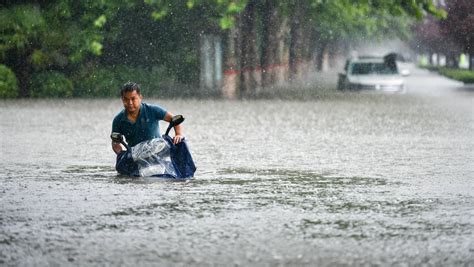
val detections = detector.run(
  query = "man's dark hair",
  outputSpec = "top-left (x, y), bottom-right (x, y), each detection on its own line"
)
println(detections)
top-left (121, 82), bottom-right (141, 97)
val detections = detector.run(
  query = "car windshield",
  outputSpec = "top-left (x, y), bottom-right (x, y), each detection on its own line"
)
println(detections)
top-left (350, 62), bottom-right (398, 75)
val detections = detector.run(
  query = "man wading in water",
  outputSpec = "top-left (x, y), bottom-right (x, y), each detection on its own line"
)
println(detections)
top-left (111, 82), bottom-right (184, 154)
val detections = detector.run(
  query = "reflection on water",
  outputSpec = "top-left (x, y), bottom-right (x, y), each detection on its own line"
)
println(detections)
top-left (1, 71), bottom-right (473, 265)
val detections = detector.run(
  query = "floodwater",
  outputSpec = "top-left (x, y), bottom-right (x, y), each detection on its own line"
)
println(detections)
top-left (1, 67), bottom-right (473, 266)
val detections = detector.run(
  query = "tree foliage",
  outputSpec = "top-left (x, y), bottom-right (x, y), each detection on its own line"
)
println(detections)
top-left (29, 71), bottom-right (73, 98)
top-left (440, 0), bottom-right (474, 53)
top-left (0, 1), bottom-right (116, 96)
top-left (0, 0), bottom-right (450, 97)
top-left (411, 0), bottom-right (473, 69)
top-left (0, 64), bottom-right (19, 98)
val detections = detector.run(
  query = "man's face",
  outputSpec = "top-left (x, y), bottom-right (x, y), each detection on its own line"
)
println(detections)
top-left (121, 90), bottom-right (142, 114)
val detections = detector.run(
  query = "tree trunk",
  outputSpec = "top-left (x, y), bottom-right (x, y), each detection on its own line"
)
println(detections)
top-left (261, 1), bottom-right (291, 87)
top-left (445, 52), bottom-right (458, 68)
top-left (308, 29), bottom-right (319, 73)
top-left (289, 1), bottom-right (304, 82)
top-left (301, 25), bottom-right (314, 74)
top-left (469, 53), bottom-right (474, 71)
top-left (261, 0), bottom-right (279, 88)
top-left (15, 51), bottom-right (33, 98)
top-left (328, 40), bottom-right (341, 70)
top-left (275, 17), bottom-right (290, 85)
top-left (316, 41), bottom-right (329, 72)
top-left (240, 0), bottom-right (261, 97)
top-left (222, 25), bottom-right (240, 99)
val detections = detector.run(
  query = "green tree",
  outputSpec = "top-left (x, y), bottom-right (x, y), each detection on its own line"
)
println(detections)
top-left (0, 1), bottom-right (124, 97)
top-left (29, 71), bottom-right (73, 98)
top-left (0, 64), bottom-right (19, 98)
top-left (0, 5), bottom-right (46, 97)
top-left (440, 0), bottom-right (474, 69)
top-left (0, 0), bottom-right (448, 99)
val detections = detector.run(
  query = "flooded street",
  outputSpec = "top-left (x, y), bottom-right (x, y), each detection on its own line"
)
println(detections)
top-left (1, 68), bottom-right (473, 266)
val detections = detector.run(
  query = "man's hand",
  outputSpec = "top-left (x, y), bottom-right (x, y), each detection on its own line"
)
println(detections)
top-left (173, 135), bottom-right (184, 144)
top-left (164, 112), bottom-right (184, 144)
top-left (112, 141), bottom-right (124, 154)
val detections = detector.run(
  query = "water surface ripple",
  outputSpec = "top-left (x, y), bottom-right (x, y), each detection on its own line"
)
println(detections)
top-left (1, 70), bottom-right (473, 265)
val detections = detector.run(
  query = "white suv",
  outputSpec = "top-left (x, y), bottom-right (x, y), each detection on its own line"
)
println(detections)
top-left (337, 56), bottom-right (407, 93)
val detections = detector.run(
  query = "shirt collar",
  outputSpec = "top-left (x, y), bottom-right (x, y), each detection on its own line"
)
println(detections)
top-left (120, 103), bottom-right (144, 122)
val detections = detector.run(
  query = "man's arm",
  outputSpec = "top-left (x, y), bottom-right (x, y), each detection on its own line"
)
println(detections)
top-left (164, 112), bottom-right (184, 144)
top-left (111, 116), bottom-right (124, 154)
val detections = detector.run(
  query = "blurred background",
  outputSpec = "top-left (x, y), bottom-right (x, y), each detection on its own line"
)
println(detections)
top-left (1, 0), bottom-right (473, 99)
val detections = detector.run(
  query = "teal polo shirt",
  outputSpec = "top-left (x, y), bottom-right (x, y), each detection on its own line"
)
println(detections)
top-left (112, 102), bottom-right (167, 147)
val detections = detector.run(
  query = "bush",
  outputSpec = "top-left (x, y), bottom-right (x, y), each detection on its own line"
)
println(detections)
top-left (421, 65), bottom-right (474, 84)
top-left (438, 68), bottom-right (474, 84)
top-left (29, 71), bottom-right (73, 97)
top-left (0, 64), bottom-right (19, 98)
top-left (73, 65), bottom-right (174, 97)
top-left (73, 67), bottom-right (118, 97)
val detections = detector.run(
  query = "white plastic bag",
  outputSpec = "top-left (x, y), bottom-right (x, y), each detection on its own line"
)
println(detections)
top-left (131, 138), bottom-right (177, 177)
